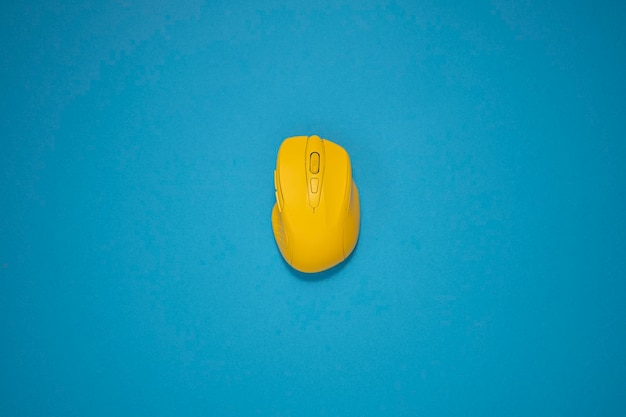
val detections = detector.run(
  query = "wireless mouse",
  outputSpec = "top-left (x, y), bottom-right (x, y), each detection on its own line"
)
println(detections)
top-left (272, 135), bottom-right (360, 273)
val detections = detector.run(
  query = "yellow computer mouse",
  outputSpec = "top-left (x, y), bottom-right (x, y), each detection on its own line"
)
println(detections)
top-left (272, 135), bottom-right (360, 273)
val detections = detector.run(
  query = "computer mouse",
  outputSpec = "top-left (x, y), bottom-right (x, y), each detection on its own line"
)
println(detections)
top-left (272, 135), bottom-right (360, 273)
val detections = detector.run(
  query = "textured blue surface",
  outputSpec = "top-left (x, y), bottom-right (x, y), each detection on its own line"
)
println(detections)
top-left (2, 1), bottom-right (626, 416)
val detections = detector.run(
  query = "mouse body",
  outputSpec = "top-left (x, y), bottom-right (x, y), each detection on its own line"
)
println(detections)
top-left (272, 135), bottom-right (360, 273)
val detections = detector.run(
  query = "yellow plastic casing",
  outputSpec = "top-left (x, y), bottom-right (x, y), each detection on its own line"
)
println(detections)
top-left (272, 135), bottom-right (360, 273)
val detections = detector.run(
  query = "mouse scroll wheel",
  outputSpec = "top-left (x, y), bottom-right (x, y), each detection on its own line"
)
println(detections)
top-left (310, 152), bottom-right (320, 174)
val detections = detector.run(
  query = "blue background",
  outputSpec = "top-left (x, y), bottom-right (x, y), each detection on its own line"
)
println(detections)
top-left (2, 1), bottom-right (625, 415)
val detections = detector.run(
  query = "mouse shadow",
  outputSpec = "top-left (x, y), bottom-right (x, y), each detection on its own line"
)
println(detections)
top-left (283, 241), bottom-right (360, 282)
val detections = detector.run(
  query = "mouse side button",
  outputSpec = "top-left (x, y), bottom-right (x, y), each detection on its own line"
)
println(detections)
top-left (275, 191), bottom-right (284, 212)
